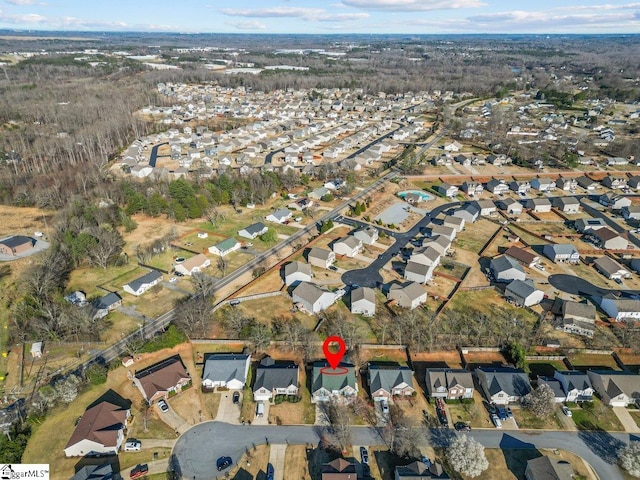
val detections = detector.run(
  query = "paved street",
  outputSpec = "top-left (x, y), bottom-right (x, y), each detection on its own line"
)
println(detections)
top-left (171, 421), bottom-right (636, 480)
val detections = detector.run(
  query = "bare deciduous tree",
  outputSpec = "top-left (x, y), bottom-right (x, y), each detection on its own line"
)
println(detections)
top-left (321, 400), bottom-right (352, 453)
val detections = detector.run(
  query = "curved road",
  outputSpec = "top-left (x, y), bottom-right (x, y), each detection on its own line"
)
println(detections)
top-left (548, 274), bottom-right (637, 298)
top-left (171, 421), bottom-right (636, 479)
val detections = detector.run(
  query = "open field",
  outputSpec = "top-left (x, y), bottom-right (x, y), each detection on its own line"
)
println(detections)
top-left (462, 350), bottom-right (509, 371)
top-left (615, 352), bottom-right (640, 372)
top-left (568, 353), bottom-right (620, 371)
top-left (455, 219), bottom-right (501, 254)
top-left (512, 405), bottom-right (565, 430)
top-left (569, 399), bottom-right (624, 431)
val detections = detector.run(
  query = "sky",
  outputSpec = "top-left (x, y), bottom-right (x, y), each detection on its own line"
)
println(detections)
top-left (0, 0), bottom-right (639, 34)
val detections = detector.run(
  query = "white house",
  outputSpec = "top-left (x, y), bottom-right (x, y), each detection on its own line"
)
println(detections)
top-left (283, 261), bottom-right (313, 287)
top-left (553, 371), bottom-right (594, 403)
top-left (388, 282), bottom-right (427, 310)
top-left (202, 354), bottom-right (251, 390)
top-left (504, 279), bottom-right (544, 307)
top-left (353, 226), bottom-right (379, 245)
top-left (253, 357), bottom-right (299, 402)
top-left (208, 238), bottom-right (241, 257)
top-left (587, 370), bottom-right (640, 407)
top-left (404, 261), bottom-right (435, 284)
top-left (123, 270), bottom-right (163, 296)
top-left (238, 222), bottom-right (268, 239)
top-left (292, 282), bottom-right (337, 314)
top-left (332, 236), bottom-right (363, 257)
top-left (600, 295), bottom-right (640, 321)
top-left (307, 248), bottom-right (335, 269)
top-left (350, 287), bottom-right (376, 316)
top-left (174, 254), bottom-right (211, 276)
top-left (266, 208), bottom-right (293, 224)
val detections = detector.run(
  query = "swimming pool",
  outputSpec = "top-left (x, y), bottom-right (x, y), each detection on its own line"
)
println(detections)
top-left (397, 190), bottom-right (433, 202)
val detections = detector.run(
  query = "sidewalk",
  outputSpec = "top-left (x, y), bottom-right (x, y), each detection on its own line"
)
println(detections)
top-left (613, 407), bottom-right (640, 433)
top-left (268, 444), bottom-right (287, 480)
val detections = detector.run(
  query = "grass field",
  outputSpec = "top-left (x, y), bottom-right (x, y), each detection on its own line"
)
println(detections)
top-left (568, 353), bottom-right (620, 372)
top-left (455, 219), bottom-right (501, 254)
top-left (527, 360), bottom-right (569, 379)
top-left (512, 406), bottom-right (565, 430)
top-left (570, 399), bottom-right (624, 431)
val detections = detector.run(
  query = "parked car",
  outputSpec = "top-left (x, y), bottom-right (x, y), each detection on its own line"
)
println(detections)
top-left (496, 405), bottom-right (508, 421)
top-left (381, 401), bottom-right (389, 415)
top-left (216, 456), bottom-right (233, 471)
top-left (157, 399), bottom-right (169, 413)
top-left (360, 447), bottom-right (369, 465)
top-left (124, 439), bottom-right (142, 451)
top-left (506, 407), bottom-right (514, 419)
top-left (233, 392), bottom-right (240, 404)
top-left (266, 464), bottom-right (274, 480)
top-left (329, 265), bottom-right (338, 271)
top-left (562, 406), bottom-right (573, 417)
top-left (130, 464), bottom-right (149, 479)
top-left (454, 422), bottom-right (471, 432)
top-left (491, 414), bottom-right (502, 429)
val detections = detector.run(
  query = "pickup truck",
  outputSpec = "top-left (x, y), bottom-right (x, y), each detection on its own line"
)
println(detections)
top-left (130, 464), bottom-right (149, 479)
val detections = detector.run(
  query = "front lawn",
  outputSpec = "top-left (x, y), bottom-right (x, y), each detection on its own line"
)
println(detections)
top-left (570, 400), bottom-right (624, 431)
top-left (511, 406), bottom-right (564, 430)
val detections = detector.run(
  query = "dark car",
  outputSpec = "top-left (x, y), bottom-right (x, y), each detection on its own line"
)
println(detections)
top-left (174, 271), bottom-right (184, 277)
top-left (454, 422), bottom-right (471, 432)
top-left (130, 464), bottom-right (149, 479)
top-left (266, 463), bottom-right (274, 480)
top-left (216, 456), bottom-right (232, 471)
top-left (506, 407), bottom-right (514, 418)
top-left (232, 392), bottom-right (240, 404)
top-left (496, 405), bottom-right (508, 421)
top-left (360, 446), bottom-right (369, 465)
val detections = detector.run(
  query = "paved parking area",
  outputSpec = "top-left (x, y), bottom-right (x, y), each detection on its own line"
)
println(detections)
top-left (268, 444), bottom-right (286, 480)
top-left (252, 401), bottom-right (270, 425)
top-left (215, 391), bottom-right (241, 424)
top-left (155, 402), bottom-right (190, 435)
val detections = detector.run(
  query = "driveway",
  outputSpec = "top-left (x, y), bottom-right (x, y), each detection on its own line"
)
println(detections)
top-left (252, 400), bottom-right (270, 425)
top-left (215, 391), bottom-right (241, 424)
top-left (139, 438), bottom-right (177, 449)
top-left (155, 402), bottom-right (190, 435)
top-left (268, 444), bottom-right (286, 480)
top-left (613, 407), bottom-right (640, 433)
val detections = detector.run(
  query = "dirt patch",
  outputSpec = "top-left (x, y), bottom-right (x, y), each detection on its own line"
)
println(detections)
top-left (462, 350), bottom-right (509, 370)
top-left (230, 444), bottom-right (271, 480)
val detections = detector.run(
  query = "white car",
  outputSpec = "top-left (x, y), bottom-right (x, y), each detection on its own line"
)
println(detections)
top-left (124, 439), bottom-right (142, 451)
top-left (562, 406), bottom-right (572, 417)
top-left (169, 277), bottom-right (177, 283)
top-left (491, 414), bottom-right (502, 428)
top-left (381, 401), bottom-right (389, 415)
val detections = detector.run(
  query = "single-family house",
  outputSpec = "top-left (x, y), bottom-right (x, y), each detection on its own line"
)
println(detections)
top-left (531, 177), bottom-right (555, 192)
top-left (307, 247), bottom-right (335, 269)
top-left (435, 182), bottom-right (459, 198)
top-left (292, 282), bottom-right (337, 314)
top-left (350, 287), bottom-right (376, 316)
top-left (395, 461), bottom-right (450, 479)
top-left (332, 236), bottom-right (363, 258)
top-left (536, 377), bottom-right (566, 403)
top-left (628, 176), bottom-right (640, 190)
top-left (368, 365), bottom-right (415, 401)
top-left (576, 175), bottom-right (597, 191)
top-left (593, 256), bottom-right (631, 280)
top-left (443, 140), bottom-right (462, 152)
top-left (253, 357), bottom-right (299, 402)
top-left (555, 177), bottom-right (577, 191)
top-left (0, 235), bottom-right (35, 256)
top-left (91, 292), bottom-right (122, 320)
top-left (266, 208), bottom-right (293, 224)
top-left (475, 200), bottom-right (497, 216)
top-left (410, 247), bottom-right (441, 268)
top-left (543, 244), bottom-right (579, 264)
top-left (388, 282), bottom-right (427, 310)
top-left (553, 370), bottom-right (594, 402)
top-left (429, 225), bottom-right (457, 242)
top-left (490, 255), bottom-right (526, 283)
top-left (424, 235), bottom-right (451, 257)
top-left (65, 290), bottom-right (87, 306)
top-left (558, 300), bottom-right (596, 337)
top-left (123, 270), bottom-right (163, 296)
top-left (353, 226), bottom-right (379, 245)
top-left (452, 204), bottom-right (480, 223)
top-left (322, 458), bottom-right (357, 480)
top-left (238, 222), bottom-right (268, 239)
top-left (600, 295), bottom-right (640, 321)
top-left (505, 279), bottom-right (544, 307)
top-left (601, 175), bottom-right (628, 190)
top-left (208, 238), bottom-right (241, 257)
top-left (600, 192), bottom-right (632, 210)
top-left (622, 205), bottom-right (640, 221)
top-left (525, 456), bottom-right (573, 480)
top-left (475, 367), bottom-right (532, 404)
top-left (575, 218), bottom-right (607, 233)
top-left (284, 261), bottom-right (313, 287)
top-left (201, 354), bottom-right (251, 391)
top-left (404, 261), bottom-right (435, 284)
top-left (586, 228), bottom-right (628, 250)
top-left (526, 198), bottom-right (552, 213)
top-left (174, 254), bottom-right (211, 276)
top-left (133, 355), bottom-right (191, 403)
top-left (553, 197), bottom-right (580, 214)
top-left (504, 246), bottom-right (539, 268)
top-left (311, 361), bottom-right (358, 403)
top-left (288, 197), bottom-right (314, 211)
top-left (510, 181), bottom-right (531, 195)
top-left (587, 370), bottom-right (640, 407)
top-left (461, 181), bottom-right (484, 197)
top-left (485, 178), bottom-right (510, 196)
top-left (64, 391), bottom-right (131, 457)
top-left (70, 464), bottom-right (117, 480)
top-left (443, 215), bottom-right (465, 232)
top-left (496, 198), bottom-right (523, 215)
top-left (425, 368), bottom-right (474, 400)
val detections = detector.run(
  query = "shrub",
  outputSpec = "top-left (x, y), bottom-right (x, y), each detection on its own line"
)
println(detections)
top-left (85, 363), bottom-right (108, 386)
top-left (140, 325), bottom-right (187, 353)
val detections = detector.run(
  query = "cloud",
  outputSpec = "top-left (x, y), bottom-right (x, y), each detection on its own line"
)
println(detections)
top-left (341, 0), bottom-right (485, 11)
top-left (227, 20), bottom-right (267, 30)
top-left (4, 0), bottom-right (46, 5)
top-left (220, 6), bottom-right (369, 22)
top-left (0, 9), bottom-right (179, 30)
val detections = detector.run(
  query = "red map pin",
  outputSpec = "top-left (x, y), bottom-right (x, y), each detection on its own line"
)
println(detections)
top-left (323, 336), bottom-right (346, 369)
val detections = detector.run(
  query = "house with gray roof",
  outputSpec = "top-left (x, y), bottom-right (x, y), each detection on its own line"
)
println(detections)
top-left (555, 176), bottom-right (577, 191)
top-left (208, 237), bottom-right (241, 257)
top-left (600, 295), bottom-right (640, 322)
top-left (404, 261), bottom-right (435, 284)
top-left (123, 270), bottom-right (163, 297)
top-left (553, 196), bottom-right (580, 214)
top-left (587, 370), bottom-right (640, 407)
top-left (496, 197), bottom-right (523, 215)
top-left (425, 368), bottom-right (474, 400)
top-left (353, 226), bottom-right (379, 245)
top-left (452, 203), bottom-right (479, 223)
top-left (576, 175), bottom-right (597, 191)
top-left (253, 356), bottom-right (299, 402)
top-left (593, 256), bottom-right (631, 280)
top-left (622, 205), bottom-right (640, 221)
top-left (490, 255), bottom-right (526, 283)
top-left (429, 224), bottom-right (457, 241)
top-left (410, 246), bottom-right (441, 267)
top-left (553, 371), bottom-right (593, 402)
top-left (388, 282), bottom-right (427, 310)
top-left (557, 300), bottom-right (596, 337)
top-left (266, 208), bottom-right (293, 224)
top-left (311, 361), bottom-right (358, 403)
top-left (292, 282), bottom-right (337, 314)
top-left (474, 199), bottom-right (497, 216)
top-left (395, 460), bottom-right (450, 479)
top-left (238, 222), bottom-right (268, 239)
top-left (350, 286), bottom-right (376, 316)
top-left (485, 178), bottom-right (509, 195)
top-left (202, 354), bottom-right (251, 390)
top-left (526, 198), bottom-right (552, 213)
top-left (307, 247), bottom-right (335, 269)
top-left (443, 215), bottom-right (465, 232)
top-left (525, 456), bottom-right (573, 480)
top-left (543, 244), bottom-right (579, 263)
top-left (70, 463), bottom-right (118, 480)
top-left (91, 292), bottom-right (122, 320)
top-left (536, 377), bottom-right (566, 402)
top-left (283, 261), bottom-right (313, 287)
top-left (475, 367), bottom-right (532, 404)
top-left (332, 236), bottom-right (362, 257)
top-left (505, 279), bottom-right (544, 307)
top-left (531, 177), bottom-right (556, 192)
top-left (575, 217), bottom-right (606, 233)
top-left (368, 365), bottom-right (415, 402)
top-left (423, 235), bottom-right (451, 256)
top-left (599, 192), bottom-right (631, 210)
